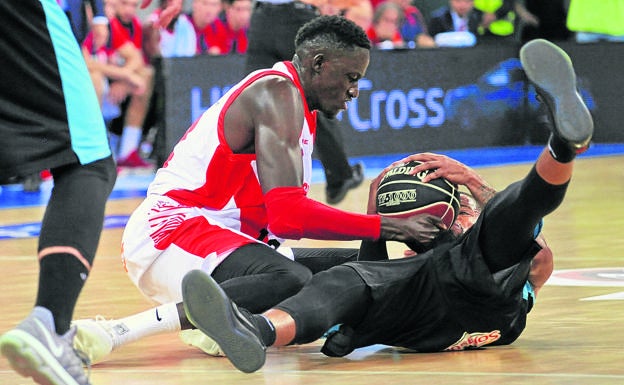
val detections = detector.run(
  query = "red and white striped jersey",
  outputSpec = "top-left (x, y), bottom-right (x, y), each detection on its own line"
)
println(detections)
top-left (147, 61), bottom-right (317, 242)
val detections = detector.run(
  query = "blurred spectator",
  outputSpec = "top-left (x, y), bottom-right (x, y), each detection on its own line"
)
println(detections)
top-left (60, 0), bottom-right (107, 43)
top-left (190, 0), bottom-right (224, 55)
top-left (388, 0), bottom-right (435, 47)
top-left (110, 0), bottom-right (148, 58)
top-left (82, 14), bottom-right (147, 121)
top-left (567, 0), bottom-right (624, 43)
top-left (108, 0), bottom-right (156, 167)
top-left (344, 0), bottom-right (374, 32)
top-left (144, 0), bottom-right (197, 58)
top-left (473, 0), bottom-right (517, 42)
top-left (516, 0), bottom-right (569, 43)
top-left (367, 1), bottom-right (406, 49)
top-left (205, 0), bottom-right (252, 55)
top-left (428, 0), bottom-right (480, 46)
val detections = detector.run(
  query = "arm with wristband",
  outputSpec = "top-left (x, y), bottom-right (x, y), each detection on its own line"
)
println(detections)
top-left (264, 186), bottom-right (445, 243)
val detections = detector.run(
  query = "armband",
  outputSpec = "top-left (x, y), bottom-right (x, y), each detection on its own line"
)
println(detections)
top-left (264, 186), bottom-right (380, 241)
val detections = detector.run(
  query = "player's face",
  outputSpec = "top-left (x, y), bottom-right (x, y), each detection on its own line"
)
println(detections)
top-left (309, 47), bottom-right (370, 118)
top-left (450, 193), bottom-right (480, 237)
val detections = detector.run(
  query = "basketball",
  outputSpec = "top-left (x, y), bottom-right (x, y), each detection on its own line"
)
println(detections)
top-left (376, 160), bottom-right (461, 228)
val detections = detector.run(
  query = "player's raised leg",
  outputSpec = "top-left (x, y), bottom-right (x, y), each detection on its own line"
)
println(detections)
top-left (520, 38), bottom-right (594, 164)
top-left (519, 39), bottom-right (594, 188)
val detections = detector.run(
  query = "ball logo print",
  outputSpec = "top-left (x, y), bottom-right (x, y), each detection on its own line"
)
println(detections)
top-left (376, 161), bottom-right (461, 228)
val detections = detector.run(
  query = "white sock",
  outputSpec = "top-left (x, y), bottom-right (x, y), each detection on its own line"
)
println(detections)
top-left (109, 303), bottom-right (181, 349)
top-left (118, 126), bottom-right (142, 160)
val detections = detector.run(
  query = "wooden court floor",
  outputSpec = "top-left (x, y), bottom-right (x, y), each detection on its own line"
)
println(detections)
top-left (1, 155), bottom-right (623, 384)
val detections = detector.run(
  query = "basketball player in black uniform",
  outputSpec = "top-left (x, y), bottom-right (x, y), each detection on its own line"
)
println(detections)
top-left (180, 38), bottom-right (595, 373)
top-left (0, 1), bottom-right (179, 384)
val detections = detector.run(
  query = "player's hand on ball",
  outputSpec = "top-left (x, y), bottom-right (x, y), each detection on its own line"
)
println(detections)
top-left (380, 214), bottom-right (446, 243)
top-left (401, 153), bottom-right (476, 186)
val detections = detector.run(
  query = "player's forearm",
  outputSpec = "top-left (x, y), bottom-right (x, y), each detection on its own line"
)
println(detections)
top-left (265, 186), bottom-right (381, 241)
top-left (463, 172), bottom-right (497, 208)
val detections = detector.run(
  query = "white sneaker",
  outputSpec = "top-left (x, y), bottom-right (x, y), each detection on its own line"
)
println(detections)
top-left (179, 329), bottom-right (226, 357)
top-left (72, 316), bottom-right (124, 364)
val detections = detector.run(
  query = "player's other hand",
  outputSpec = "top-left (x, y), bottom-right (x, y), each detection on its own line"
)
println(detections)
top-left (397, 152), bottom-right (476, 186)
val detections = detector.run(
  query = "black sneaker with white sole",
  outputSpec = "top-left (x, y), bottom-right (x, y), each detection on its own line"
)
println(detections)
top-left (519, 39), bottom-right (594, 162)
top-left (182, 270), bottom-right (266, 373)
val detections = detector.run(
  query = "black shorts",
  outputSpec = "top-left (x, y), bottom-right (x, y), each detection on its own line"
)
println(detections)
top-left (0, 0), bottom-right (110, 179)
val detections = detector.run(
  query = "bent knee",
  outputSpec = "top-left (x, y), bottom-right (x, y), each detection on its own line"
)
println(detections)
top-left (281, 264), bottom-right (313, 294)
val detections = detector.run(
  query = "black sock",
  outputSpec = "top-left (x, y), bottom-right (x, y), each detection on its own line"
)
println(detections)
top-left (251, 313), bottom-right (276, 346)
top-left (36, 253), bottom-right (89, 334)
top-left (238, 307), bottom-right (276, 346)
top-left (177, 302), bottom-right (195, 330)
top-left (548, 134), bottom-right (577, 163)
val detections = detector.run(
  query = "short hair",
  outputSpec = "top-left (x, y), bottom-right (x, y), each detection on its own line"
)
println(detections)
top-left (294, 15), bottom-right (372, 53)
top-left (373, 1), bottom-right (404, 26)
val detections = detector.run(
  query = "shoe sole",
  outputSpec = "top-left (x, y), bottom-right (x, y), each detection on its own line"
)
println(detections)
top-left (519, 39), bottom-right (593, 149)
top-left (182, 270), bottom-right (265, 373)
top-left (0, 330), bottom-right (80, 385)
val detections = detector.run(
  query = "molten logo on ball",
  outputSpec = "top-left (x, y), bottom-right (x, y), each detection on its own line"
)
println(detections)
top-left (376, 160), bottom-right (461, 228)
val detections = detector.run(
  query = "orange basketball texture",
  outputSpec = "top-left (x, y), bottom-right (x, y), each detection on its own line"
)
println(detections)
top-left (376, 160), bottom-right (461, 228)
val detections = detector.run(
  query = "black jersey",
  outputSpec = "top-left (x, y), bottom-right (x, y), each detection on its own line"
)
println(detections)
top-left (322, 217), bottom-right (540, 356)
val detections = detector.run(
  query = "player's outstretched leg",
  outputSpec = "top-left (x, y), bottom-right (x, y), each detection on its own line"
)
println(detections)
top-left (520, 39), bottom-right (594, 162)
top-left (182, 270), bottom-right (266, 373)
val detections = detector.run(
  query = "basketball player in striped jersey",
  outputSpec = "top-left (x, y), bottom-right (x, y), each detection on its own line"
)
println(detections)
top-left (178, 39), bottom-right (595, 373)
top-left (72, 16), bottom-right (442, 363)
